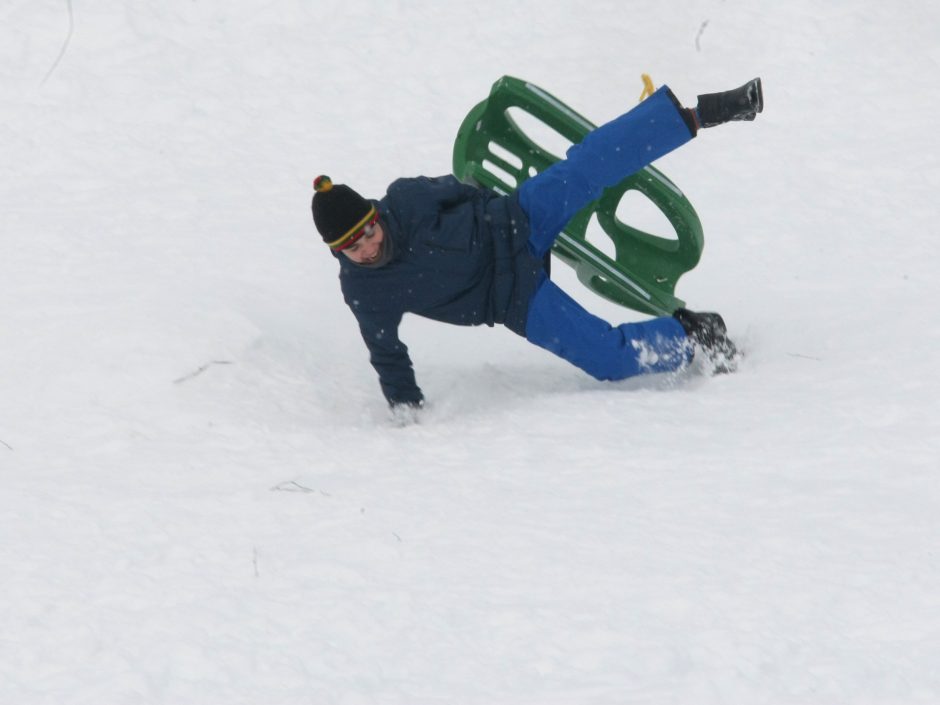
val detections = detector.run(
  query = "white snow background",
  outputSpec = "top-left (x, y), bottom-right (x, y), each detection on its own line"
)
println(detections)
top-left (2, 1), bottom-right (939, 703)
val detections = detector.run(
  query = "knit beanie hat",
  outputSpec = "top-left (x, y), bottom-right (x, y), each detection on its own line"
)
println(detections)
top-left (311, 175), bottom-right (377, 251)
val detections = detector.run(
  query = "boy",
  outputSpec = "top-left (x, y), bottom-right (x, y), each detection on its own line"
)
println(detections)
top-left (312, 78), bottom-right (763, 409)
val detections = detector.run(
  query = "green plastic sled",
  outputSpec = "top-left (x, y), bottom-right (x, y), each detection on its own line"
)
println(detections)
top-left (452, 76), bottom-right (704, 317)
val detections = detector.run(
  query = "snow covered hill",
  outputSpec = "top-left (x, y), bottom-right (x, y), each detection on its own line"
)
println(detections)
top-left (2, 1), bottom-right (939, 703)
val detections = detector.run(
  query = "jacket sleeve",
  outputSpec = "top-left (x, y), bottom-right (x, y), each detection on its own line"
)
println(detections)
top-left (353, 306), bottom-right (424, 407)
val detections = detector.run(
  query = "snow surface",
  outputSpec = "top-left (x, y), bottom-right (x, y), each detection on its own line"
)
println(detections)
top-left (2, 1), bottom-right (940, 703)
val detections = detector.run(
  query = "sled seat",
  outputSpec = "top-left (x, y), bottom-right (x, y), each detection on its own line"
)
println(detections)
top-left (452, 76), bottom-right (704, 316)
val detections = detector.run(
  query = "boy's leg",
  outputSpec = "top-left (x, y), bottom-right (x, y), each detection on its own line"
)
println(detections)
top-left (518, 86), bottom-right (694, 258)
top-left (524, 277), bottom-right (692, 380)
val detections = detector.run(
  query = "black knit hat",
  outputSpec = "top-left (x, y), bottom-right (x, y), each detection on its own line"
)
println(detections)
top-left (311, 175), bottom-right (377, 251)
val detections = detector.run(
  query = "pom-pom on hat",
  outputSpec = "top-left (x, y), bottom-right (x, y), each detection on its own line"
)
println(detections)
top-left (311, 175), bottom-right (377, 251)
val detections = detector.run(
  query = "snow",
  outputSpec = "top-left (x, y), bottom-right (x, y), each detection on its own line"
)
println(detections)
top-left (2, 1), bottom-right (939, 703)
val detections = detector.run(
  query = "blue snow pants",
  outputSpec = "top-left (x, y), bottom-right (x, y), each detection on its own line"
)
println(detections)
top-left (518, 86), bottom-right (694, 380)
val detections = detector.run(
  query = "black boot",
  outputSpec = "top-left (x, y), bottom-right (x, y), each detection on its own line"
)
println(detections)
top-left (696, 78), bottom-right (763, 128)
top-left (673, 307), bottom-right (739, 373)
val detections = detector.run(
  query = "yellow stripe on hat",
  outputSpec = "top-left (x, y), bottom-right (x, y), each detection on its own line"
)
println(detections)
top-left (327, 206), bottom-right (377, 250)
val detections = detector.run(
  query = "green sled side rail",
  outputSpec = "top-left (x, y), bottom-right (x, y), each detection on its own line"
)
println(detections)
top-left (452, 76), bottom-right (704, 317)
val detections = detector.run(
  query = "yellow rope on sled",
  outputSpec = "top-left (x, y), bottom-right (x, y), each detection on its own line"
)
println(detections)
top-left (639, 73), bottom-right (655, 101)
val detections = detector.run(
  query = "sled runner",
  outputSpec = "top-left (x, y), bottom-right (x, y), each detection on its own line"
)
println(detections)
top-left (452, 76), bottom-right (704, 317)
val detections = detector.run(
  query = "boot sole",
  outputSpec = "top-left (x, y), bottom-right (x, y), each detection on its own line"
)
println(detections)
top-left (748, 77), bottom-right (764, 114)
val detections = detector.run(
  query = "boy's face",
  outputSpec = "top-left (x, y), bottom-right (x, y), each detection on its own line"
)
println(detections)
top-left (342, 221), bottom-right (385, 265)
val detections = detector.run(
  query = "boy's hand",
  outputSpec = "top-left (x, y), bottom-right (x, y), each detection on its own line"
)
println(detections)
top-left (389, 400), bottom-right (424, 427)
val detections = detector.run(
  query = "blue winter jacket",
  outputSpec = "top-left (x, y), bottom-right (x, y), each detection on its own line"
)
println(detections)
top-left (337, 175), bottom-right (543, 405)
